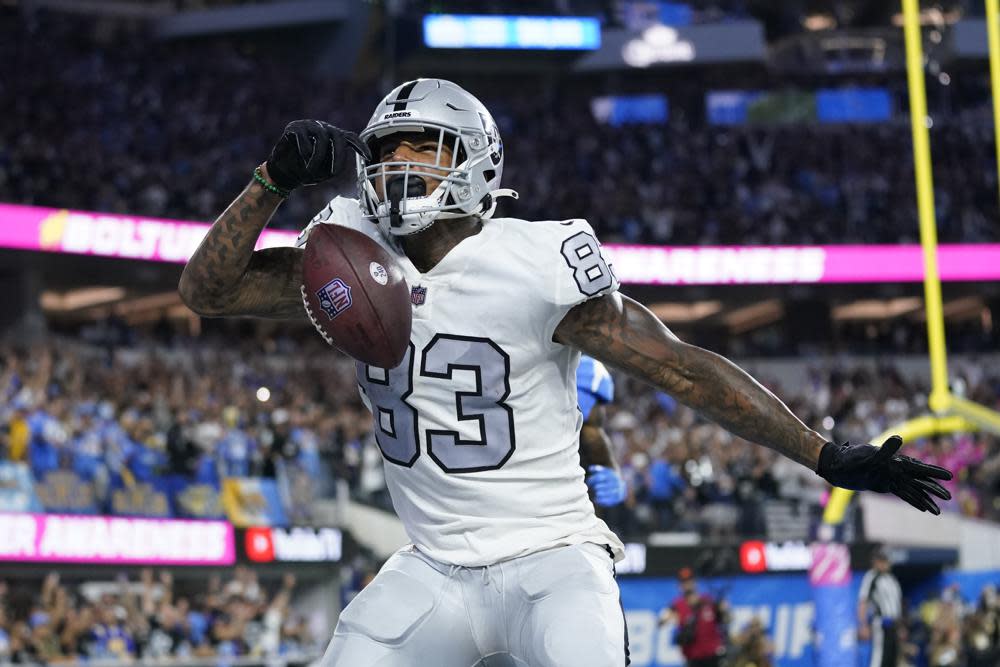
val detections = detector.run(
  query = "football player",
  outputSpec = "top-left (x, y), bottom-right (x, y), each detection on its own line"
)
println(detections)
top-left (179, 79), bottom-right (952, 666)
top-left (578, 354), bottom-right (627, 508)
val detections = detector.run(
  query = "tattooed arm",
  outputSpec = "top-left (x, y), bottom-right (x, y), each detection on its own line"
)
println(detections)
top-left (178, 164), bottom-right (306, 320)
top-left (555, 293), bottom-right (826, 470)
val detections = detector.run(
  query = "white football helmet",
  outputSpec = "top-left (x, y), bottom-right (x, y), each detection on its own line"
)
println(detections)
top-left (357, 78), bottom-right (517, 237)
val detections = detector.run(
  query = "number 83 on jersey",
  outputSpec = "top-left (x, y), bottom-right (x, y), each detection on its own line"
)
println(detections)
top-left (358, 334), bottom-right (516, 474)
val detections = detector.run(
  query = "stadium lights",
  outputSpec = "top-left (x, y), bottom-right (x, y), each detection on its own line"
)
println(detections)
top-left (622, 24), bottom-right (695, 67)
top-left (831, 297), bottom-right (923, 320)
top-left (721, 299), bottom-right (783, 334)
top-left (646, 301), bottom-right (722, 322)
top-left (802, 14), bottom-right (837, 31)
top-left (106, 291), bottom-right (182, 317)
top-left (422, 14), bottom-right (601, 50)
top-left (916, 296), bottom-right (985, 321)
top-left (890, 7), bottom-right (962, 26)
top-left (40, 287), bottom-right (125, 311)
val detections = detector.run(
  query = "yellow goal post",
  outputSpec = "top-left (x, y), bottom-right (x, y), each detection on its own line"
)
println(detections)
top-left (822, 0), bottom-right (1000, 527)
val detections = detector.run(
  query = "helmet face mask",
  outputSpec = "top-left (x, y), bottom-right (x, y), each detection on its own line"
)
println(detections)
top-left (356, 79), bottom-right (515, 238)
top-left (359, 124), bottom-right (473, 236)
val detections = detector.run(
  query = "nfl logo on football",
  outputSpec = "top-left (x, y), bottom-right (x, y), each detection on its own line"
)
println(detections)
top-left (316, 278), bottom-right (352, 319)
top-left (411, 285), bottom-right (427, 306)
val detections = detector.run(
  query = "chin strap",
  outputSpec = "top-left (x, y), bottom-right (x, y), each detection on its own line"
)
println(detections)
top-left (371, 187), bottom-right (520, 234)
top-left (479, 188), bottom-right (519, 220)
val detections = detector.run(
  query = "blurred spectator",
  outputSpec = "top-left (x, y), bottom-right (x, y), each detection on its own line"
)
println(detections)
top-left (0, 568), bottom-right (314, 663)
top-left (603, 358), bottom-right (1000, 536)
top-left (730, 616), bottom-right (773, 667)
top-left (964, 585), bottom-right (1000, 667)
top-left (926, 585), bottom-right (965, 666)
top-left (3, 331), bottom-right (999, 532)
top-left (0, 335), bottom-right (368, 520)
top-left (659, 567), bottom-right (728, 667)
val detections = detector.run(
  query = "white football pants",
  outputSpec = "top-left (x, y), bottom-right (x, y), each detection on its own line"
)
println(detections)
top-left (321, 542), bottom-right (629, 666)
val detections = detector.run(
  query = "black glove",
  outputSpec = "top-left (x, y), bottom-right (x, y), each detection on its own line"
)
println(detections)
top-left (265, 120), bottom-right (372, 192)
top-left (817, 435), bottom-right (953, 514)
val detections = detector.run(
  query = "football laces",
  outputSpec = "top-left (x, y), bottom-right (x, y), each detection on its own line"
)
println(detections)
top-left (300, 284), bottom-right (337, 348)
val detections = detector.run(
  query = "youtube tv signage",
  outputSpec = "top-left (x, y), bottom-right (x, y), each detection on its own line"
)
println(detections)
top-left (0, 513), bottom-right (235, 566)
top-left (739, 540), bottom-right (813, 574)
top-left (240, 526), bottom-right (344, 564)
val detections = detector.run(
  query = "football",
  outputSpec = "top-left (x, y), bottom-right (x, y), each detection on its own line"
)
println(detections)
top-left (301, 224), bottom-right (412, 368)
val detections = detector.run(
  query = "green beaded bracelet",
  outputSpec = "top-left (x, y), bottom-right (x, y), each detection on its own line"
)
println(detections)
top-left (253, 166), bottom-right (290, 198)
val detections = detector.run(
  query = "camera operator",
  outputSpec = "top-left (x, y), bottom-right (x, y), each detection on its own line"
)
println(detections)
top-left (658, 567), bottom-right (728, 667)
top-left (730, 617), bottom-right (773, 667)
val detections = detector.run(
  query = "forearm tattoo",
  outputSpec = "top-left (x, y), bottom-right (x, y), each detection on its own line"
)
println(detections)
top-left (556, 293), bottom-right (825, 469)
top-left (179, 179), bottom-right (306, 320)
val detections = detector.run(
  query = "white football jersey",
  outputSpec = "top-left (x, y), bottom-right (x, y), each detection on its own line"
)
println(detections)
top-left (299, 197), bottom-right (624, 567)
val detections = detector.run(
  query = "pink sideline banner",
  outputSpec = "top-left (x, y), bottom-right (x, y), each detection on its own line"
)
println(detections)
top-left (0, 512), bottom-right (235, 565)
top-left (605, 244), bottom-right (1000, 285)
top-left (0, 203), bottom-right (298, 262)
top-left (2, 203), bottom-right (999, 285)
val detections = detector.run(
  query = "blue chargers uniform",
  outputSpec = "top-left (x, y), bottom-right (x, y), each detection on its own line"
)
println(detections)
top-left (576, 355), bottom-right (614, 420)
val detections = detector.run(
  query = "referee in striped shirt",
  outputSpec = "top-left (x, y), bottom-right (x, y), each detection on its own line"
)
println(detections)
top-left (857, 548), bottom-right (902, 667)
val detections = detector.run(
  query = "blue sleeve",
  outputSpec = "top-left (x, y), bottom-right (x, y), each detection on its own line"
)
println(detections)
top-left (576, 356), bottom-right (615, 420)
top-left (577, 391), bottom-right (598, 422)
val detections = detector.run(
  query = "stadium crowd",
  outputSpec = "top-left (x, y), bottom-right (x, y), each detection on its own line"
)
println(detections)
top-left (2, 331), bottom-right (998, 536)
top-left (604, 357), bottom-right (1000, 538)
top-left (1, 10), bottom-right (998, 246)
top-left (713, 579), bottom-right (1000, 667)
top-left (0, 333), bottom-right (363, 522)
top-left (0, 567), bottom-right (315, 663)
top-left (898, 583), bottom-right (1000, 667)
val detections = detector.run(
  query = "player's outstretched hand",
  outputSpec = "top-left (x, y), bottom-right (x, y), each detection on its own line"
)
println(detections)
top-left (586, 465), bottom-right (627, 507)
top-left (266, 120), bottom-right (372, 192)
top-left (816, 435), bottom-right (953, 514)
